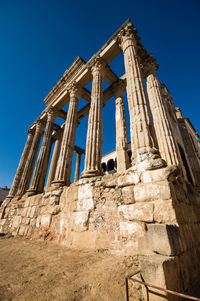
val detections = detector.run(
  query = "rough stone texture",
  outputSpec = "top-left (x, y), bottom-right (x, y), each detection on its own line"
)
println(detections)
top-left (118, 202), bottom-right (153, 222)
top-left (2, 168), bottom-right (200, 300)
top-left (148, 224), bottom-right (182, 256)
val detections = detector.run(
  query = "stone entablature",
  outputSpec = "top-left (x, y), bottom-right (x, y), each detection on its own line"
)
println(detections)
top-left (1, 19), bottom-right (200, 300)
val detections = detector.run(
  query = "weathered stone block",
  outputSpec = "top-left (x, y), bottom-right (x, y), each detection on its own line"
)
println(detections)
top-left (141, 166), bottom-right (178, 184)
top-left (12, 216), bottom-right (22, 228)
top-left (26, 206), bottom-right (32, 217)
top-left (29, 198), bottom-right (35, 207)
top-left (77, 184), bottom-right (94, 210)
top-left (121, 186), bottom-right (135, 204)
top-left (52, 190), bottom-right (62, 197)
top-left (118, 173), bottom-right (140, 187)
top-left (120, 221), bottom-right (145, 238)
top-left (72, 211), bottom-right (89, 232)
top-left (51, 205), bottom-right (61, 215)
top-left (140, 255), bottom-right (181, 301)
top-left (21, 207), bottom-right (28, 217)
top-left (36, 217), bottom-right (41, 228)
top-left (18, 225), bottom-right (26, 236)
top-left (134, 181), bottom-right (172, 202)
top-left (148, 224), bottom-right (182, 256)
top-left (24, 198), bottom-right (30, 207)
top-left (153, 199), bottom-right (177, 224)
top-left (24, 217), bottom-right (30, 225)
top-left (30, 206), bottom-right (36, 218)
top-left (49, 195), bottom-right (59, 205)
top-left (40, 215), bottom-right (51, 228)
top-left (30, 218), bottom-right (36, 226)
top-left (118, 203), bottom-right (153, 222)
top-left (43, 192), bottom-right (51, 199)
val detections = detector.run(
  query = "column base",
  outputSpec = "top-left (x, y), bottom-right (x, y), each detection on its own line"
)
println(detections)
top-left (51, 180), bottom-right (65, 188)
top-left (81, 169), bottom-right (101, 179)
top-left (130, 147), bottom-right (166, 172)
top-left (26, 188), bottom-right (37, 196)
top-left (5, 195), bottom-right (14, 200)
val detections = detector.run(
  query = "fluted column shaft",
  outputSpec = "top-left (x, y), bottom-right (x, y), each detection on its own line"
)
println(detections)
top-left (119, 27), bottom-right (158, 161)
top-left (74, 151), bottom-right (81, 182)
top-left (146, 72), bottom-right (179, 166)
top-left (28, 109), bottom-right (57, 194)
top-left (17, 121), bottom-right (44, 196)
top-left (52, 84), bottom-right (79, 186)
top-left (46, 130), bottom-right (63, 188)
top-left (81, 60), bottom-right (104, 178)
top-left (114, 81), bottom-right (129, 173)
top-left (7, 130), bottom-right (34, 199)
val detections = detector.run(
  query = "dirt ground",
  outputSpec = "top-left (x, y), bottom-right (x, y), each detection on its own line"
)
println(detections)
top-left (0, 235), bottom-right (137, 301)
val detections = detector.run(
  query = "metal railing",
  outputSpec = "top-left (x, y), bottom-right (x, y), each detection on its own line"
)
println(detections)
top-left (126, 270), bottom-right (200, 301)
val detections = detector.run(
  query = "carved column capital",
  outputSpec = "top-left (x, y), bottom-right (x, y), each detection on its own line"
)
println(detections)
top-left (47, 107), bottom-right (58, 122)
top-left (113, 79), bottom-right (126, 98)
top-left (91, 57), bottom-right (105, 76)
top-left (141, 55), bottom-right (158, 78)
top-left (68, 82), bottom-right (81, 98)
top-left (117, 23), bottom-right (138, 49)
top-left (35, 120), bottom-right (45, 132)
top-left (27, 128), bottom-right (34, 136)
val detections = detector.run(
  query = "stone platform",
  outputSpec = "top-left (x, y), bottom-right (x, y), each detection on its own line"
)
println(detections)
top-left (1, 167), bottom-right (200, 300)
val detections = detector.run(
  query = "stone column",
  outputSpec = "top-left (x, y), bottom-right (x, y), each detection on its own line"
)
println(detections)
top-left (118, 24), bottom-right (165, 171)
top-left (81, 58), bottom-right (104, 178)
top-left (7, 129), bottom-right (34, 199)
top-left (144, 61), bottom-right (179, 166)
top-left (114, 80), bottom-right (129, 173)
top-left (52, 83), bottom-right (79, 187)
top-left (28, 108), bottom-right (57, 195)
top-left (74, 151), bottom-right (81, 182)
top-left (46, 130), bottom-right (63, 188)
top-left (17, 120), bottom-right (44, 197)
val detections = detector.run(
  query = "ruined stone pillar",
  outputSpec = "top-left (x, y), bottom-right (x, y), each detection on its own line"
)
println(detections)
top-left (81, 58), bottom-right (104, 178)
top-left (114, 80), bottom-right (129, 173)
top-left (17, 120), bottom-right (44, 196)
top-left (7, 129), bottom-right (34, 199)
top-left (28, 108), bottom-right (57, 195)
top-left (46, 130), bottom-right (63, 188)
top-left (118, 24), bottom-right (165, 171)
top-left (144, 61), bottom-right (179, 166)
top-left (52, 83), bottom-right (79, 187)
top-left (74, 151), bottom-right (81, 182)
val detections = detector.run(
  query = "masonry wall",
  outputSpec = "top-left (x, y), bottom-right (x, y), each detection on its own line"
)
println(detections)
top-left (1, 167), bottom-right (200, 300)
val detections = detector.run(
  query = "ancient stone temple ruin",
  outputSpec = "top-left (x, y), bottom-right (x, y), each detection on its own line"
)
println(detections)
top-left (1, 19), bottom-right (200, 300)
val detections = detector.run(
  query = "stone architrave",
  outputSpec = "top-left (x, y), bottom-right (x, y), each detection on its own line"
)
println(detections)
top-left (118, 24), bottom-right (165, 171)
top-left (7, 129), bottom-right (34, 199)
top-left (114, 79), bottom-right (129, 173)
top-left (81, 58), bottom-right (104, 178)
top-left (17, 120), bottom-right (44, 196)
top-left (28, 108), bottom-right (57, 195)
top-left (144, 59), bottom-right (180, 166)
top-left (52, 83), bottom-right (79, 187)
top-left (46, 130), bottom-right (63, 188)
top-left (74, 151), bottom-right (81, 182)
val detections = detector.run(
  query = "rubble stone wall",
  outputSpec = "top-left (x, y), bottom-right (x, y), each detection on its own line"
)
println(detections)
top-left (1, 167), bottom-right (200, 300)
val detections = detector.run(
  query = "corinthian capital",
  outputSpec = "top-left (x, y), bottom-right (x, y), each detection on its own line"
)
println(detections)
top-left (47, 107), bottom-right (58, 122)
top-left (35, 119), bottom-right (45, 132)
top-left (91, 57), bottom-right (105, 76)
top-left (27, 128), bottom-right (34, 136)
top-left (141, 54), bottom-right (158, 78)
top-left (117, 23), bottom-right (138, 48)
top-left (112, 79), bottom-right (126, 98)
top-left (68, 81), bottom-right (80, 97)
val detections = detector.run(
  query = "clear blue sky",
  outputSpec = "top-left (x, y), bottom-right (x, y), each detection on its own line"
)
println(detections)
top-left (0, 0), bottom-right (200, 187)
